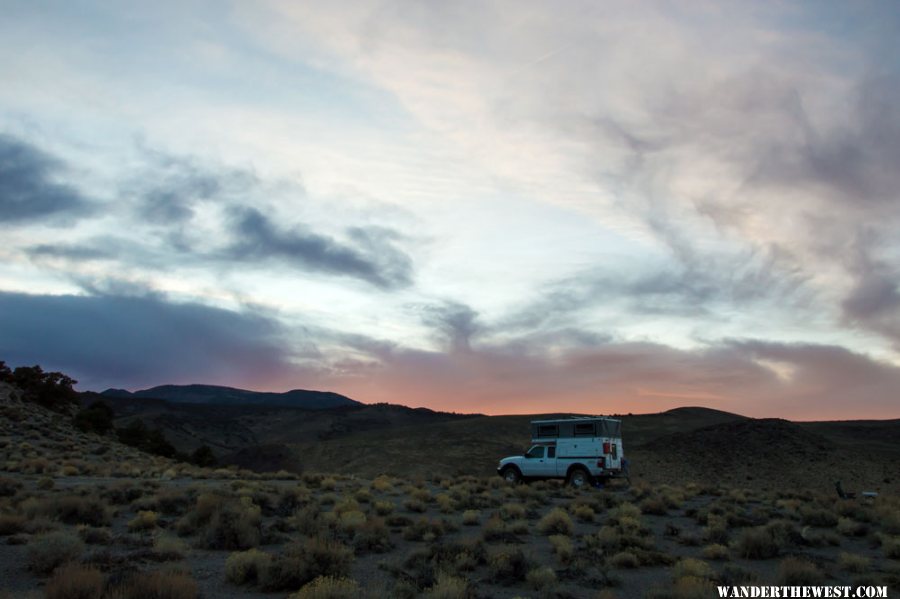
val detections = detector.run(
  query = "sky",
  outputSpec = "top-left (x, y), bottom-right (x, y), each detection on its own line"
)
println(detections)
top-left (1, 1), bottom-right (900, 419)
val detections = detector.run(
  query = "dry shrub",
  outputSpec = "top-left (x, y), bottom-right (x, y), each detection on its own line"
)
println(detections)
top-left (799, 506), bottom-right (838, 528)
top-left (666, 576), bottom-right (717, 599)
top-left (837, 517), bottom-right (868, 537)
top-left (373, 501), bottom-right (394, 516)
top-left (108, 569), bottom-right (199, 599)
top-left (404, 499), bottom-right (426, 513)
top-left (499, 503), bottom-right (526, 521)
top-left (37, 477), bottom-right (55, 490)
top-left (153, 536), bottom-right (188, 560)
top-left (734, 526), bottom-right (780, 560)
top-left (672, 558), bottom-right (715, 581)
top-left (488, 548), bottom-right (534, 584)
top-left (23, 495), bottom-right (109, 526)
top-left (526, 565), bottom-right (557, 590)
top-left (197, 498), bottom-right (261, 550)
top-left (403, 517), bottom-right (446, 542)
top-left (776, 557), bottom-right (823, 585)
top-left (128, 510), bottom-right (159, 532)
top-left (573, 504), bottom-right (595, 522)
top-left (609, 551), bottom-right (639, 569)
top-left (435, 494), bottom-right (455, 514)
top-left (838, 552), bottom-right (870, 573)
top-left (424, 572), bottom-right (470, 599)
top-left (351, 516), bottom-right (392, 553)
top-left (289, 575), bottom-right (360, 599)
top-left (461, 510), bottom-right (479, 526)
top-left (76, 525), bottom-right (113, 545)
top-left (639, 496), bottom-right (668, 516)
top-left (549, 534), bottom-right (573, 565)
top-left (226, 548), bottom-right (273, 585)
top-left (27, 530), bottom-right (85, 575)
top-left (263, 537), bottom-right (354, 592)
top-left (701, 544), bottom-right (729, 561)
top-left (44, 563), bottom-right (104, 599)
top-left (372, 475), bottom-right (393, 493)
top-left (354, 489), bottom-right (373, 504)
top-left (537, 507), bottom-right (574, 536)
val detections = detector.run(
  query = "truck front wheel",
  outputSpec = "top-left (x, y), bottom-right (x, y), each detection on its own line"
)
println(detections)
top-left (567, 467), bottom-right (591, 488)
top-left (501, 466), bottom-right (522, 484)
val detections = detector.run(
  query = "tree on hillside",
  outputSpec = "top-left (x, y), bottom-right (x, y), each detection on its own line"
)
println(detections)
top-left (0, 362), bottom-right (79, 412)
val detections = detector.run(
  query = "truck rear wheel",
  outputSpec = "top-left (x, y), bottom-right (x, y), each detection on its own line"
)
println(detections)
top-left (501, 466), bottom-right (521, 484)
top-left (567, 467), bottom-right (591, 488)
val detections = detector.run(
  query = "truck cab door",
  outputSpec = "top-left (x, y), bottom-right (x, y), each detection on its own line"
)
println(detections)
top-left (524, 445), bottom-right (556, 477)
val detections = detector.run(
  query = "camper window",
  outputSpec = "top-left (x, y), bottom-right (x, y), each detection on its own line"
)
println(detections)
top-left (548, 446), bottom-right (556, 458)
top-left (574, 423), bottom-right (595, 437)
top-left (526, 446), bottom-right (545, 459)
top-left (537, 424), bottom-right (559, 437)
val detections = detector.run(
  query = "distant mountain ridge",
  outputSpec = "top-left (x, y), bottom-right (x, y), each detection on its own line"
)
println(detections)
top-left (101, 384), bottom-right (360, 410)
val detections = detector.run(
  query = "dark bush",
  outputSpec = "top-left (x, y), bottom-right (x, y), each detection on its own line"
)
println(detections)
top-left (74, 400), bottom-right (114, 435)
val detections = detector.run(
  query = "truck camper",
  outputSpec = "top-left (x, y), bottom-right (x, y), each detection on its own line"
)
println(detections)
top-left (497, 417), bottom-right (625, 487)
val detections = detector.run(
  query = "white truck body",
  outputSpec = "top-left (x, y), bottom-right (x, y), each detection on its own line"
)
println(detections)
top-left (497, 417), bottom-right (625, 487)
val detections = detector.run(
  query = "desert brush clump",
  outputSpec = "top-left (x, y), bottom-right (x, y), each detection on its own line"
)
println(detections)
top-left (226, 548), bottom-right (273, 585)
top-left (549, 534), bottom-right (574, 565)
top-left (526, 565), bottom-right (557, 590)
top-left (106, 569), bottom-right (199, 599)
top-left (776, 557), bottom-right (824, 585)
top-left (461, 509), bottom-right (480, 525)
top-left (609, 551), bottom-right (640, 569)
top-left (403, 516), bottom-right (446, 542)
top-left (263, 536), bottom-right (354, 592)
top-left (350, 516), bottom-right (393, 553)
top-left (27, 530), bottom-right (85, 575)
top-left (499, 502), bottom-right (526, 521)
top-left (734, 526), bottom-right (778, 559)
top-left (43, 563), bottom-right (104, 599)
top-left (537, 507), bottom-right (574, 535)
top-left (488, 548), bottom-right (534, 585)
top-left (22, 494), bottom-right (110, 527)
top-left (128, 510), bottom-right (159, 532)
top-left (289, 575), bottom-right (361, 599)
top-left (672, 558), bottom-right (715, 581)
top-left (836, 517), bottom-right (868, 537)
top-left (701, 544), bottom-right (730, 560)
top-left (837, 552), bottom-right (870, 573)
top-left (424, 572), bottom-right (470, 599)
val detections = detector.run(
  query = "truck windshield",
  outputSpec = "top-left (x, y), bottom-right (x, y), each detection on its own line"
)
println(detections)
top-left (525, 446), bottom-right (545, 459)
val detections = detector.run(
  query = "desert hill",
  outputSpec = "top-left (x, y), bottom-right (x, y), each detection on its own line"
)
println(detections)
top-left (81, 387), bottom-right (900, 494)
top-left (101, 383), bottom-right (359, 409)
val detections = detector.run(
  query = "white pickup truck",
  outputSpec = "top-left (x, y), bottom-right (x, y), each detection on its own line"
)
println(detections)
top-left (497, 417), bottom-right (625, 487)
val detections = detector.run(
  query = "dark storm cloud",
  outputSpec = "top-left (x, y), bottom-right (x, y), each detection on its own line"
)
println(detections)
top-left (224, 207), bottom-right (413, 289)
top-left (0, 134), bottom-right (92, 223)
top-left (0, 291), bottom-right (295, 390)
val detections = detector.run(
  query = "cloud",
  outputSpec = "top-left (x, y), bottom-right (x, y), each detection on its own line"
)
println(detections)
top-left (224, 207), bottom-right (413, 289)
top-left (326, 333), bottom-right (900, 420)
top-left (0, 133), bottom-right (92, 224)
top-left (0, 290), bottom-right (298, 390)
top-left (419, 301), bottom-right (481, 352)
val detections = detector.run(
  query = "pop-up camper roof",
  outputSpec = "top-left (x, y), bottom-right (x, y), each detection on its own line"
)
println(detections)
top-left (530, 417), bottom-right (621, 439)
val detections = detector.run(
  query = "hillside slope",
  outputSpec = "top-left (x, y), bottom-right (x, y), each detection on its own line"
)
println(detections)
top-left (101, 384), bottom-right (360, 409)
